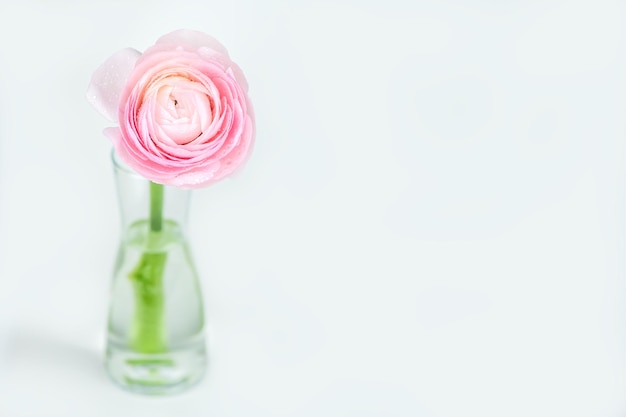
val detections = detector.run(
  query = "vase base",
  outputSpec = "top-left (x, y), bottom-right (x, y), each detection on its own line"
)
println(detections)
top-left (105, 340), bottom-right (206, 395)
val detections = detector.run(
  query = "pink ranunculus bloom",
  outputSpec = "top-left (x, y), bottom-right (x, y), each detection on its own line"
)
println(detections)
top-left (87, 29), bottom-right (255, 188)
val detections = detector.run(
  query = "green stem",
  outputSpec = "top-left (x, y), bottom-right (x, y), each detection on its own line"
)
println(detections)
top-left (129, 252), bottom-right (167, 353)
top-left (129, 182), bottom-right (167, 353)
top-left (150, 181), bottom-right (164, 232)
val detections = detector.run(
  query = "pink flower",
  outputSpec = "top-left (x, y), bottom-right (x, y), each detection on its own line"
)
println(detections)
top-left (87, 29), bottom-right (255, 188)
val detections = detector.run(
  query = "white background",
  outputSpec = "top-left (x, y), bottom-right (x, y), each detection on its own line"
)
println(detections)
top-left (0, 0), bottom-right (624, 416)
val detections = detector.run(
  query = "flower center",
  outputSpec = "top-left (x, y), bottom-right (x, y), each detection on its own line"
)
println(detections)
top-left (152, 76), bottom-right (213, 145)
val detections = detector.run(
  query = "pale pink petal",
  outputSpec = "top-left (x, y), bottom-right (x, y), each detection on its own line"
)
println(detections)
top-left (217, 116), bottom-right (255, 178)
top-left (172, 162), bottom-right (222, 189)
top-left (87, 48), bottom-right (141, 122)
top-left (103, 127), bottom-right (122, 146)
top-left (156, 29), bottom-right (229, 56)
top-left (226, 63), bottom-right (249, 93)
top-left (195, 48), bottom-right (249, 91)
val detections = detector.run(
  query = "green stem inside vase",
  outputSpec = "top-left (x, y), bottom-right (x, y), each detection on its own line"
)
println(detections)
top-left (129, 181), bottom-right (167, 353)
top-left (150, 181), bottom-right (163, 232)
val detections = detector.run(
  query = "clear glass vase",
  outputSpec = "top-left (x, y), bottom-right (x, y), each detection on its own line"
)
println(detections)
top-left (105, 151), bottom-right (206, 395)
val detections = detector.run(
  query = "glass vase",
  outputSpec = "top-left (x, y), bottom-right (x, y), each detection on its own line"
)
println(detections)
top-left (105, 150), bottom-right (206, 395)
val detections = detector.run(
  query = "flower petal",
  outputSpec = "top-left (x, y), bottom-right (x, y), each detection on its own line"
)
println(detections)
top-left (103, 126), bottom-right (122, 146)
top-left (156, 29), bottom-right (229, 56)
top-left (86, 48), bottom-right (141, 122)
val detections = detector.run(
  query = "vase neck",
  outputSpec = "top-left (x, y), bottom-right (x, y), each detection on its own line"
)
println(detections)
top-left (112, 151), bottom-right (190, 233)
